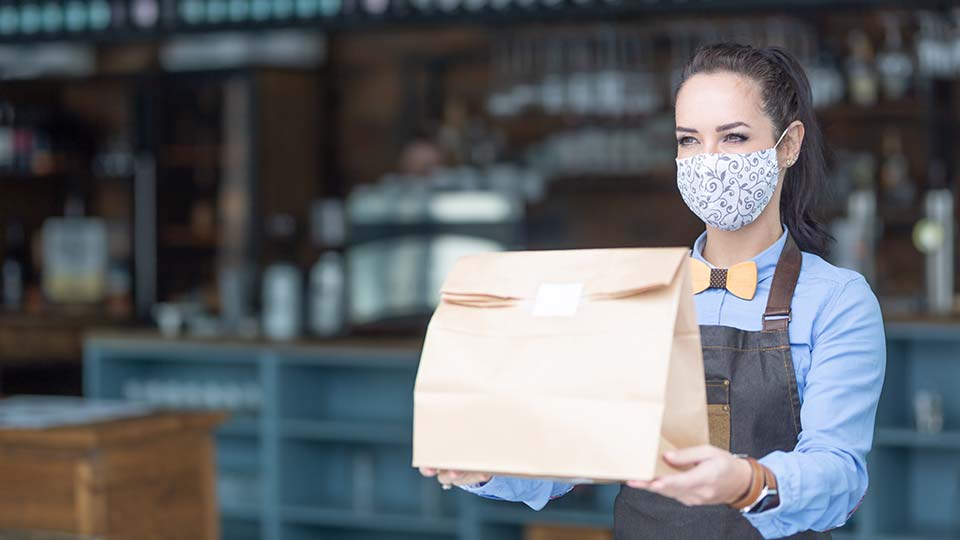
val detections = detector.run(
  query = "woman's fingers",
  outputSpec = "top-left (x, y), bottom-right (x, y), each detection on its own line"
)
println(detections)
top-left (663, 445), bottom-right (722, 468)
top-left (650, 464), bottom-right (709, 495)
top-left (418, 466), bottom-right (493, 487)
top-left (436, 469), bottom-right (491, 486)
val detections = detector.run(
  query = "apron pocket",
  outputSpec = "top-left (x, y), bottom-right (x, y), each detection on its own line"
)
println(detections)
top-left (706, 378), bottom-right (731, 451)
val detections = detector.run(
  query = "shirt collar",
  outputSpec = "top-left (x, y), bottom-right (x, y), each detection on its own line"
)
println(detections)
top-left (691, 226), bottom-right (789, 283)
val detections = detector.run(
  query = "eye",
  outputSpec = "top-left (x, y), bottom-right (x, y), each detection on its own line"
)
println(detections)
top-left (723, 133), bottom-right (749, 143)
top-left (677, 136), bottom-right (698, 146)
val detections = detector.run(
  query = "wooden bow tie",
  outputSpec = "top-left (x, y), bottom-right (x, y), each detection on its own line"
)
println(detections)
top-left (689, 258), bottom-right (758, 301)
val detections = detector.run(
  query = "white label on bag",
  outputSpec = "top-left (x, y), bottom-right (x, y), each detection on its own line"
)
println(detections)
top-left (532, 283), bottom-right (584, 317)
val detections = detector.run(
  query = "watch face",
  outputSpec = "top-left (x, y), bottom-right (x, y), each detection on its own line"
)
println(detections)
top-left (751, 491), bottom-right (780, 513)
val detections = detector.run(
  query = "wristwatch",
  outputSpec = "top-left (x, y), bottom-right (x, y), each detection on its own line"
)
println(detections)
top-left (743, 463), bottom-right (780, 514)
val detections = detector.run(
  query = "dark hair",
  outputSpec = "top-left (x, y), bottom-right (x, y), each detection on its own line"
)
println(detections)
top-left (675, 43), bottom-right (832, 257)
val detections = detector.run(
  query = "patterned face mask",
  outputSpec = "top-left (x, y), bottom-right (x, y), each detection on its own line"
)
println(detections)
top-left (676, 128), bottom-right (790, 232)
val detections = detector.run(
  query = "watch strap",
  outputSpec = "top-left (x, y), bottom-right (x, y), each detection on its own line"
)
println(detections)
top-left (728, 457), bottom-right (764, 510)
top-left (747, 465), bottom-right (781, 514)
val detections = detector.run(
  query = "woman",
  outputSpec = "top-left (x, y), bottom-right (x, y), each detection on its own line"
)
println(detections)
top-left (420, 43), bottom-right (886, 540)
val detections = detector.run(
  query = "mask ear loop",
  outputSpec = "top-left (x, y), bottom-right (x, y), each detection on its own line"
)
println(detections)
top-left (774, 124), bottom-right (796, 168)
top-left (773, 125), bottom-right (792, 149)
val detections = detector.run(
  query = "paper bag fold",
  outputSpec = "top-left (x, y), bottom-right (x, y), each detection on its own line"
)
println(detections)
top-left (413, 248), bottom-right (709, 483)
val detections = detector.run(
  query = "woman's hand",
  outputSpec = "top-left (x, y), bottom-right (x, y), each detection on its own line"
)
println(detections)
top-left (419, 467), bottom-right (492, 489)
top-left (626, 445), bottom-right (753, 506)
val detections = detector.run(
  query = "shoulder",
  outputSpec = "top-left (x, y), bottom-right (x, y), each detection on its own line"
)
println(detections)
top-left (796, 251), bottom-right (884, 339)
top-left (797, 251), bottom-right (866, 288)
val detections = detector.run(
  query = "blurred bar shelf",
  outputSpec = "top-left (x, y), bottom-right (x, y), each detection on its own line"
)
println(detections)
top-left (221, 502), bottom-right (263, 520)
top-left (84, 321), bottom-right (960, 540)
top-left (281, 506), bottom-right (458, 533)
top-left (282, 419), bottom-right (411, 444)
top-left (874, 428), bottom-right (960, 450)
top-left (883, 320), bottom-right (960, 342)
top-left (476, 500), bottom-right (614, 528)
top-left (218, 416), bottom-right (261, 437)
top-left (872, 533), bottom-right (960, 540)
top-left (348, 221), bottom-right (523, 246)
top-left (0, 0), bottom-right (955, 45)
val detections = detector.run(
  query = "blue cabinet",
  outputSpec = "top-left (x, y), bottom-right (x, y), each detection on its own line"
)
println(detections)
top-left (84, 322), bottom-right (960, 540)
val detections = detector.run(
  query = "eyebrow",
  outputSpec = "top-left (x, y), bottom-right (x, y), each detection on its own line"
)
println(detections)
top-left (716, 121), bottom-right (751, 132)
top-left (675, 121), bottom-right (752, 133)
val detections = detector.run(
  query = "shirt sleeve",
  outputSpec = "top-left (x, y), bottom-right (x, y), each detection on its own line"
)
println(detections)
top-left (458, 476), bottom-right (576, 510)
top-left (744, 276), bottom-right (886, 539)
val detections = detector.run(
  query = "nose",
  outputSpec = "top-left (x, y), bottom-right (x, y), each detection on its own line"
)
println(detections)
top-left (702, 138), bottom-right (721, 154)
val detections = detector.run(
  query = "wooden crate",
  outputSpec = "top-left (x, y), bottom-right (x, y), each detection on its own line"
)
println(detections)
top-left (0, 411), bottom-right (224, 540)
top-left (525, 524), bottom-right (613, 540)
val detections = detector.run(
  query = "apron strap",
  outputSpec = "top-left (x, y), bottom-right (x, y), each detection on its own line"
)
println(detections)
top-left (762, 233), bottom-right (802, 332)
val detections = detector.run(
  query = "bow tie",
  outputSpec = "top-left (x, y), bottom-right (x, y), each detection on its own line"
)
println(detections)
top-left (689, 258), bottom-right (758, 301)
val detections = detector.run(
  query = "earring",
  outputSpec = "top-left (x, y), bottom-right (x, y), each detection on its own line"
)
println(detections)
top-left (786, 157), bottom-right (796, 167)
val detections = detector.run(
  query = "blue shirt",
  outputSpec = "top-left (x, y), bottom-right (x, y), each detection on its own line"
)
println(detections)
top-left (459, 228), bottom-right (886, 539)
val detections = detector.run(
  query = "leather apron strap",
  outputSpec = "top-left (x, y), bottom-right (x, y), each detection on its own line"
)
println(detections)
top-left (763, 233), bottom-right (801, 332)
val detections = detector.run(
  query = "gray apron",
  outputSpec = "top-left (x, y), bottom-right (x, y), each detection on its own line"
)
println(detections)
top-left (613, 234), bottom-right (832, 540)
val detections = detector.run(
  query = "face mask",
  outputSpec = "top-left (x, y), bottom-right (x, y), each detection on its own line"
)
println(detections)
top-left (676, 128), bottom-right (790, 232)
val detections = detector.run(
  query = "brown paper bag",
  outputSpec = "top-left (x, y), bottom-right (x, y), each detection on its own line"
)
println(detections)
top-left (412, 247), bottom-right (709, 483)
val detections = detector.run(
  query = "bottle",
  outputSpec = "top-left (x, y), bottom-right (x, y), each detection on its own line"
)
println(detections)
top-left (65, 0), bottom-right (87, 31)
top-left (2, 220), bottom-right (27, 311)
top-left (0, 0), bottom-right (18, 35)
top-left (261, 214), bottom-right (302, 341)
top-left (308, 251), bottom-right (345, 337)
top-left (228, 0), bottom-right (249, 21)
top-left (913, 164), bottom-right (955, 315)
top-left (272, 0), bottom-right (294, 21)
top-left (88, 0), bottom-right (112, 30)
top-left (362, 0), bottom-right (387, 15)
top-left (317, 0), bottom-right (339, 16)
top-left (879, 129), bottom-right (913, 208)
top-left (110, 0), bottom-right (127, 27)
top-left (846, 28), bottom-right (878, 107)
top-left (0, 103), bottom-right (13, 173)
top-left (12, 105), bottom-right (32, 175)
top-left (132, 0), bottom-right (159, 26)
top-left (876, 13), bottom-right (913, 101)
top-left (41, 1), bottom-right (63, 32)
top-left (308, 199), bottom-right (346, 337)
top-left (19, 0), bottom-right (42, 34)
top-left (205, 0), bottom-right (228, 25)
top-left (923, 188), bottom-right (953, 315)
top-left (294, 0), bottom-right (316, 19)
top-left (179, 0), bottom-right (204, 22)
top-left (836, 153), bottom-right (878, 285)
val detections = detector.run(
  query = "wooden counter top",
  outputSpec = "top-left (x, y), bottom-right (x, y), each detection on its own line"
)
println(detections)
top-left (0, 411), bottom-right (226, 450)
top-left (85, 330), bottom-right (425, 354)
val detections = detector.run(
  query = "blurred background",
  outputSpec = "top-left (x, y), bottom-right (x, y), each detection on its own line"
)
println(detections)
top-left (0, 0), bottom-right (957, 539)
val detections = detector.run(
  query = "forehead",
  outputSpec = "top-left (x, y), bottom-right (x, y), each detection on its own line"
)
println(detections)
top-left (675, 71), bottom-right (768, 127)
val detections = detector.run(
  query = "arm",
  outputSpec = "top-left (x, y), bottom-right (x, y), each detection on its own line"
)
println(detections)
top-left (744, 276), bottom-right (885, 538)
top-left (459, 476), bottom-right (576, 511)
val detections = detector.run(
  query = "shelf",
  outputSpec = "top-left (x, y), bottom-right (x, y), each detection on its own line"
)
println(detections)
top-left (477, 500), bottom-right (612, 528)
top-left (545, 169), bottom-right (677, 193)
top-left (873, 428), bottom-right (960, 450)
top-left (883, 322), bottom-right (960, 342)
top-left (281, 505), bottom-right (457, 534)
top-left (817, 100), bottom-right (927, 123)
top-left (217, 417), bottom-right (260, 437)
top-left (874, 532), bottom-right (960, 540)
top-left (221, 502), bottom-right (262, 521)
top-left (282, 419), bottom-right (411, 445)
top-left (347, 221), bottom-right (522, 246)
